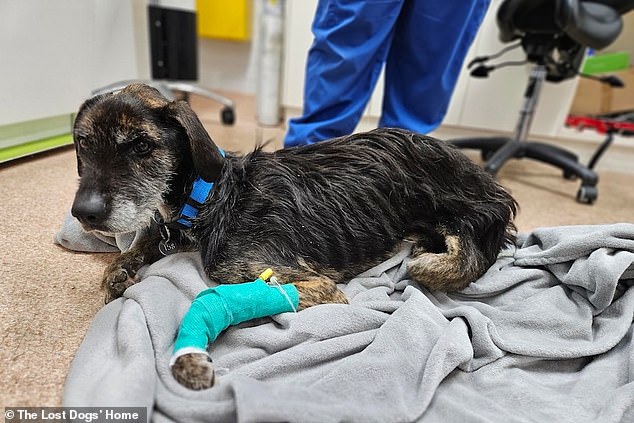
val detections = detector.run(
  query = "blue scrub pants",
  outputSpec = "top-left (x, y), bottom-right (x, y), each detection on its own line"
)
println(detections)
top-left (284, 0), bottom-right (490, 147)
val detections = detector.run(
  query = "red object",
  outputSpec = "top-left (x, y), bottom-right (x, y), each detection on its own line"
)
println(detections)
top-left (566, 114), bottom-right (634, 136)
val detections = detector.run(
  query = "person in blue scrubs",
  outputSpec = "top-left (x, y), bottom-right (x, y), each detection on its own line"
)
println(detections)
top-left (284, 0), bottom-right (491, 147)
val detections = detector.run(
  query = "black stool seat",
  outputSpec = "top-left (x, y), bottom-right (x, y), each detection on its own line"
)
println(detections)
top-left (498, 0), bottom-right (632, 48)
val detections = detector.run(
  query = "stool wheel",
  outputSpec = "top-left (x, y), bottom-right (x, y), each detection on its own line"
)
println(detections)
top-left (221, 107), bottom-right (235, 125)
top-left (576, 185), bottom-right (597, 205)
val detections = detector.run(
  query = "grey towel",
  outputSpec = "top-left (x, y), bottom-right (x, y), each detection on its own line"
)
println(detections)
top-left (61, 223), bottom-right (634, 423)
top-left (54, 211), bottom-right (144, 253)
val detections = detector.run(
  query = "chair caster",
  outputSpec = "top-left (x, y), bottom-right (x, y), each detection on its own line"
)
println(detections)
top-left (576, 185), bottom-right (597, 205)
top-left (221, 107), bottom-right (235, 125)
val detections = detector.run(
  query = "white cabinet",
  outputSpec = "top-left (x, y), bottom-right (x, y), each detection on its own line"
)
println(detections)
top-left (282, 0), bottom-right (580, 138)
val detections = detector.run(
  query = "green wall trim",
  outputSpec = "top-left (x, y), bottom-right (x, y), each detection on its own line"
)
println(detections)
top-left (582, 51), bottom-right (630, 75)
top-left (0, 134), bottom-right (73, 163)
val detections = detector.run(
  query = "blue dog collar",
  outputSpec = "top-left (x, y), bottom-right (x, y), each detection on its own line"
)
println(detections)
top-left (174, 148), bottom-right (225, 229)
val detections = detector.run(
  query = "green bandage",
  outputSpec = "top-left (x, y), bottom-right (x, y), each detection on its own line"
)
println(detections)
top-left (171, 279), bottom-right (299, 363)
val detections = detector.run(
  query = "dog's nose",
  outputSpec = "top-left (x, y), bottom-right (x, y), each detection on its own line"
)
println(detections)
top-left (71, 192), bottom-right (108, 227)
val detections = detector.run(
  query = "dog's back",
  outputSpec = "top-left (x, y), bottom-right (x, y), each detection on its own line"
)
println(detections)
top-left (201, 128), bottom-right (516, 291)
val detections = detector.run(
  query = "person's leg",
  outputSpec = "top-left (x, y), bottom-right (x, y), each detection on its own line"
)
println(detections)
top-left (379, 0), bottom-right (490, 133)
top-left (284, 0), bottom-right (404, 148)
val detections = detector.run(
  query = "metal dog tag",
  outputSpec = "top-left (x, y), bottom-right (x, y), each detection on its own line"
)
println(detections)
top-left (159, 239), bottom-right (178, 256)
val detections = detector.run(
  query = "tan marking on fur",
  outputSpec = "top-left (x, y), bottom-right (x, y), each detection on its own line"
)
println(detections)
top-left (121, 83), bottom-right (169, 108)
top-left (293, 277), bottom-right (348, 309)
top-left (265, 269), bottom-right (349, 309)
top-left (407, 234), bottom-right (481, 292)
top-left (118, 113), bottom-right (134, 131)
top-left (114, 115), bottom-right (161, 143)
top-left (139, 122), bottom-right (162, 140)
top-left (445, 235), bottom-right (460, 256)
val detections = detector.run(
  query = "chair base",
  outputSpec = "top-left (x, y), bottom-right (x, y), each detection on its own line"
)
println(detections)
top-left (450, 137), bottom-right (599, 204)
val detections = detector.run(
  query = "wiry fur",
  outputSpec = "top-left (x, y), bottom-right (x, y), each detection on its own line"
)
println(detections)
top-left (71, 84), bottom-right (517, 389)
top-left (197, 132), bottom-right (516, 291)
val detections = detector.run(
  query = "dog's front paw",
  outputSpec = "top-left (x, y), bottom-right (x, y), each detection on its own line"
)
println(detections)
top-left (102, 255), bottom-right (144, 303)
top-left (171, 353), bottom-right (215, 390)
top-left (102, 265), bottom-right (137, 303)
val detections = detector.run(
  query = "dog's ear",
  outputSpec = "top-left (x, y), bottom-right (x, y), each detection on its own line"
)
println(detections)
top-left (166, 100), bottom-right (225, 182)
top-left (74, 140), bottom-right (83, 176)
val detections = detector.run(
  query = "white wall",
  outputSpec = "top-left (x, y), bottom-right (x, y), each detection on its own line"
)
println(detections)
top-left (0, 0), bottom-right (147, 126)
top-left (0, 0), bottom-right (260, 131)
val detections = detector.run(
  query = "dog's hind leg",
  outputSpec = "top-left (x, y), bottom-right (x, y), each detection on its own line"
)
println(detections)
top-left (407, 226), bottom-right (488, 292)
top-left (281, 274), bottom-right (348, 309)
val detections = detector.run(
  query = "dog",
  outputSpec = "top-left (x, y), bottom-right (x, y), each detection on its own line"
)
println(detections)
top-left (70, 83), bottom-right (517, 389)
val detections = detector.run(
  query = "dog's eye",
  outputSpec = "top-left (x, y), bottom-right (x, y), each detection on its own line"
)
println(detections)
top-left (132, 139), bottom-right (152, 155)
top-left (76, 136), bottom-right (88, 149)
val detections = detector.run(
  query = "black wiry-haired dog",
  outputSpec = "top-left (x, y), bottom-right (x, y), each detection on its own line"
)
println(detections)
top-left (71, 84), bottom-right (517, 389)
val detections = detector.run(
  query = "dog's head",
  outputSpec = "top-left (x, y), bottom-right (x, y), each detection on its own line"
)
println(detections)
top-left (70, 83), bottom-right (225, 234)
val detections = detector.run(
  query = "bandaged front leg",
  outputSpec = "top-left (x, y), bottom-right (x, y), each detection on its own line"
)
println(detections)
top-left (170, 270), bottom-right (299, 389)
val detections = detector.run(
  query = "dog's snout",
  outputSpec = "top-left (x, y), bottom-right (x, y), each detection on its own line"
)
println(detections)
top-left (71, 192), bottom-right (108, 227)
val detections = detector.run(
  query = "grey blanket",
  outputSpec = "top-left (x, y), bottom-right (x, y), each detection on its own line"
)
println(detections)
top-left (60, 220), bottom-right (634, 423)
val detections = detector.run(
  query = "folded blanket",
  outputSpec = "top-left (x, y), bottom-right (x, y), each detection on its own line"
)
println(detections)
top-left (54, 212), bottom-right (144, 253)
top-left (60, 222), bottom-right (634, 423)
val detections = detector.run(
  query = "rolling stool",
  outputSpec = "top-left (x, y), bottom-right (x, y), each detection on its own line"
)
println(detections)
top-left (450, 0), bottom-right (634, 204)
